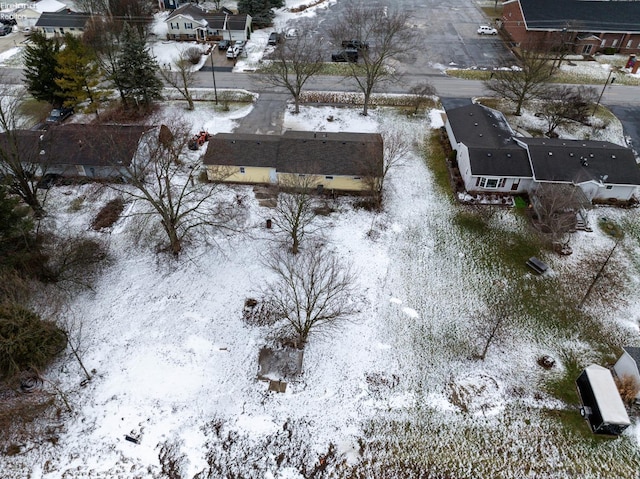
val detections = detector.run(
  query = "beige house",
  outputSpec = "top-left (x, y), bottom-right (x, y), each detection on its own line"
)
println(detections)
top-left (13, 0), bottom-right (66, 31)
top-left (203, 131), bottom-right (384, 193)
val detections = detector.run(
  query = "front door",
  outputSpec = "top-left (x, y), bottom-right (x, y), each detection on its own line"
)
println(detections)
top-left (582, 44), bottom-right (593, 55)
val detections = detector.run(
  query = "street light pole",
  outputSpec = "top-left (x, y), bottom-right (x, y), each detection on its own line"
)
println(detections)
top-left (210, 48), bottom-right (218, 105)
top-left (592, 69), bottom-right (614, 116)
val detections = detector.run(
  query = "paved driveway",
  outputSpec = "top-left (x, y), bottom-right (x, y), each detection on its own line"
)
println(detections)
top-left (609, 105), bottom-right (640, 158)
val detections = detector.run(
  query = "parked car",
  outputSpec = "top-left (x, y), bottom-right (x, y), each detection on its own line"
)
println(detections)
top-left (268, 32), bottom-right (282, 46)
top-left (218, 39), bottom-right (230, 51)
top-left (45, 107), bottom-right (73, 124)
top-left (285, 28), bottom-right (299, 39)
top-left (341, 39), bottom-right (369, 50)
top-left (226, 45), bottom-right (241, 59)
top-left (234, 40), bottom-right (245, 52)
top-left (331, 49), bottom-right (358, 62)
top-left (477, 25), bottom-right (498, 35)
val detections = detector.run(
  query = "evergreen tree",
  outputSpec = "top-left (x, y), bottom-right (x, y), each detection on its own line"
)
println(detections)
top-left (238, 0), bottom-right (283, 27)
top-left (116, 24), bottom-right (163, 109)
top-left (55, 34), bottom-right (104, 116)
top-left (23, 31), bottom-right (63, 105)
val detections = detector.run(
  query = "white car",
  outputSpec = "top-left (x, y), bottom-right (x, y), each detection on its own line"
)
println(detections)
top-left (226, 45), bottom-right (241, 59)
top-left (477, 25), bottom-right (498, 35)
top-left (285, 28), bottom-right (299, 39)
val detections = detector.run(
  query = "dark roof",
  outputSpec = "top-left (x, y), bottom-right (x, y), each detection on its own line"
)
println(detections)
top-left (203, 131), bottom-right (383, 177)
top-left (446, 104), bottom-right (532, 177)
top-left (35, 11), bottom-right (91, 28)
top-left (39, 124), bottom-right (149, 167)
top-left (516, 0), bottom-right (640, 33)
top-left (517, 138), bottom-right (640, 185)
top-left (203, 13), bottom-right (226, 29)
top-left (0, 130), bottom-right (43, 161)
top-left (227, 15), bottom-right (250, 30)
top-left (166, 3), bottom-right (206, 22)
top-left (623, 347), bottom-right (640, 366)
top-left (446, 104), bottom-right (516, 149)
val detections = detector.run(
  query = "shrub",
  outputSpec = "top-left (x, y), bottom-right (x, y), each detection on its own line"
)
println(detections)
top-left (184, 47), bottom-right (203, 65)
top-left (615, 374), bottom-right (640, 406)
top-left (0, 303), bottom-right (67, 383)
top-left (92, 198), bottom-right (125, 230)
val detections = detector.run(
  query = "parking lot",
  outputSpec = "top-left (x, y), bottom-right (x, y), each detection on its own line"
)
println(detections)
top-left (283, 0), bottom-right (515, 73)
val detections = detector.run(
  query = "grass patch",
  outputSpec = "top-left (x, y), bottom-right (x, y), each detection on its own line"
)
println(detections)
top-left (446, 69), bottom-right (492, 80)
top-left (423, 130), bottom-right (453, 200)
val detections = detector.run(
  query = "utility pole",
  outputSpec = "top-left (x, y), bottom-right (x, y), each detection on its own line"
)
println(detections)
top-left (210, 47), bottom-right (218, 104)
top-left (592, 69), bottom-right (614, 116)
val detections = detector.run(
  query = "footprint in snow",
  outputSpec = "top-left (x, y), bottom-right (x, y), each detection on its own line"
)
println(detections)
top-left (402, 307), bottom-right (419, 319)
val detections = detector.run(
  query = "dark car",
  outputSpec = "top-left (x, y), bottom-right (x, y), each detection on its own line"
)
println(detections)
top-left (341, 39), bottom-right (369, 50)
top-left (218, 39), bottom-right (230, 51)
top-left (46, 107), bottom-right (73, 124)
top-left (268, 32), bottom-right (282, 46)
top-left (331, 49), bottom-right (358, 62)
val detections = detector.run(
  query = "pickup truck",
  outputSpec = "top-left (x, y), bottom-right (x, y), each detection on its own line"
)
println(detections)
top-left (341, 39), bottom-right (369, 50)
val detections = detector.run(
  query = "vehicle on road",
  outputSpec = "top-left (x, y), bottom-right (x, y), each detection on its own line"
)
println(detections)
top-left (331, 49), bottom-right (358, 62)
top-left (226, 45), bottom-right (241, 59)
top-left (218, 39), bottom-right (230, 51)
top-left (268, 32), bottom-right (282, 45)
top-left (341, 39), bottom-right (369, 50)
top-left (45, 107), bottom-right (73, 124)
top-left (477, 25), bottom-right (498, 35)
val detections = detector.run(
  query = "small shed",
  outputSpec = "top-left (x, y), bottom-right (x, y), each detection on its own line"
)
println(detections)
top-left (613, 346), bottom-right (640, 403)
top-left (576, 364), bottom-right (630, 435)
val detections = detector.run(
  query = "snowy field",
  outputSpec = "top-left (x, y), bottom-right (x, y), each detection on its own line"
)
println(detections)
top-left (2, 101), bottom-right (640, 478)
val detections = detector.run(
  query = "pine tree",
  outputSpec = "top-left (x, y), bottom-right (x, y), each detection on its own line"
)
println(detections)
top-left (238, 0), bottom-right (279, 27)
top-left (116, 24), bottom-right (163, 109)
top-left (55, 34), bottom-right (104, 116)
top-left (23, 31), bottom-right (63, 105)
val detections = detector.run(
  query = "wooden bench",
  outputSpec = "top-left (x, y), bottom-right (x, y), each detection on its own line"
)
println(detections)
top-left (526, 256), bottom-right (548, 274)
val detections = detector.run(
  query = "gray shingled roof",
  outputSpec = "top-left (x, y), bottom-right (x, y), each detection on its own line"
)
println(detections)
top-left (166, 4), bottom-right (207, 22)
top-left (203, 131), bottom-right (383, 177)
top-left (446, 104), bottom-right (532, 177)
top-left (0, 131), bottom-right (42, 162)
top-left (623, 346), bottom-right (640, 367)
top-left (517, 0), bottom-right (640, 33)
top-left (166, 4), bottom-right (248, 30)
top-left (518, 138), bottom-right (640, 185)
top-left (38, 124), bottom-right (149, 167)
top-left (35, 11), bottom-right (91, 28)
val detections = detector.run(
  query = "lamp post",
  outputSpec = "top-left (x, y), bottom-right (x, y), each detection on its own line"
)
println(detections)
top-left (592, 69), bottom-right (615, 116)
top-left (210, 47), bottom-right (218, 105)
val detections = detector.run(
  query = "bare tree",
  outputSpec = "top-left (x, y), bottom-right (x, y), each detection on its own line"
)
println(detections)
top-left (265, 245), bottom-right (359, 348)
top-left (328, 3), bottom-right (413, 116)
top-left (0, 86), bottom-right (46, 217)
top-left (472, 297), bottom-right (512, 360)
top-left (156, 440), bottom-right (187, 479)
top-left (159, 49), bottom-right (201, 111)
top-left (112, 124), bottom-right (244, 256)
top-left (272, 175), bottom-right (320, 254)
top-left (262, 34), bottom-right (324, 114)
top-left (485, 47), bottom-right (554, 115)
top-left (531, 183), bottom-right (588, 252)
top-left (408, 82), bottom-right (436, 115)
top-left (538, 86), bottom-right (598, 136)
top-left (361, 130), bottom-right (408, 209)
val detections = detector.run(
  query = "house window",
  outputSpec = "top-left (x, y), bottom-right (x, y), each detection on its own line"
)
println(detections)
top-left (479, 177), bottom-right (499, 189)
top-left (239, 167), bottom-right (245, 174)
top-left (600, 39), bottom-right (606, 47)
top-left (612, 39), bottom-right (618, 48)
top-left (325, 175), bottom-right (333, 180)
top-left (353, 176), bottom-right (361, 180)
top-left (170, 22), bottom-right (179, 29)
top-left (606, 185), bottom-right (613, 190)
top-left (184, 22), bottom-right (193, 29)
top-left (498, 178), bottom-right (506, 188)
top-left (45, 27), bottom-right (54, 33)
top-left (627, 40), bottom-right (633, 49)
top-left (582, 44), bottom-right (592, 55)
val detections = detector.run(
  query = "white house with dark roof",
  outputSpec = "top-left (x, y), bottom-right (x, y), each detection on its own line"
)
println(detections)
top-left (614, 347), bottom-right (640, 403)
top-left (13, 0), bottom-right (66, 31)
top-left (445, 103), bottom-right (640, 202)
top-left (165, 4), bottom-right (251, 42)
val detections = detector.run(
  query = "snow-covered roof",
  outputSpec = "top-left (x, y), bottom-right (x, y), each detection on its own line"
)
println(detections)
top-left (584, 364), bottom-right (631, 426)
top-left (34, 0), bottom-right (67, 13)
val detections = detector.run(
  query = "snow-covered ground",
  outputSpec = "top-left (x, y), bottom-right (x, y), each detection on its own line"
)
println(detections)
top-left (3, 100), bottom-right (640, 478)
